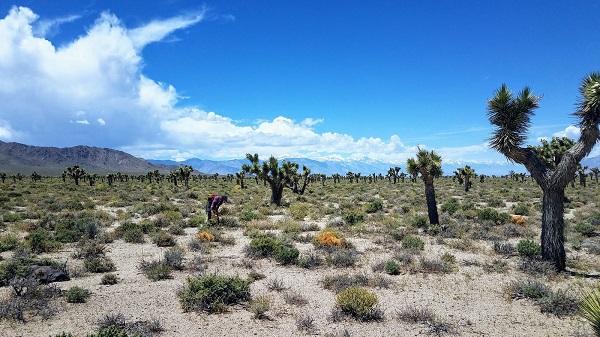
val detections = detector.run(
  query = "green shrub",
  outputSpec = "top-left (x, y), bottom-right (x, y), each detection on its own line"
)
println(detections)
top-left (188, 214), bottom-right (206, 227)
top-left (65, 286), bottom-right (90, 303)
top-left (517, 239), bottom-right (541, 258)
top-left (384, 260), bottom-right (401, 275)
top-left (101, 273), bottom-right (119, 285)
top-left (365, 199), bottom-right (383, 213)
top-left (342, 211), bottom-right (364, 225)
top-left (0, 233), bottom-right (19, 252)
top-left (274, 245), bottom-right (300, 265)
top-left (290, 203), bottom-right (310, 220)
top-left (178, 274), bottom-right (251, 313)
top-left (297, 252), bottom-right (324, 269)
top-left (505, 279), bottom-right (550, 300)
top-left (247, 234), bottom-right (283, 258)
top-left (240, 209), bottom-right (260, 222)
top-left (335, 287), bottom-right (382, 321)
top-left (441, 199), bottom-right (460, 215)
top-left (512, 203), bottom-right (531, 216)
top-left (574, 222), bottom-right (596, 236)
top-left (327, 248), bottom-right (359, 268)
top-left (84, 256), bottom-right (116, 273)
top-left (140, 260), bottom-right (172, 281)
top-left (410, 215), bottom-right (428, 228)
top-left (26, 228), bottom-right (60, 253)
top-left (249, 295), bottom-right (271, 319)
top-left (402, 235), bottom-right (424, 251)
top-left (2, 212), bottom-right (21, 223)
top-left (152, 231), bottom-right (176, 247)
top-left (477, 208), bottom-right (509, 224)
top-left (164, 246), bottom-right (185, 270)
top-left (116, 223), bottom-right (145, 243)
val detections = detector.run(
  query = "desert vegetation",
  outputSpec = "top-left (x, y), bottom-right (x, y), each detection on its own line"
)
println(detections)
top-left (0, 74), bottom-right (599, 336)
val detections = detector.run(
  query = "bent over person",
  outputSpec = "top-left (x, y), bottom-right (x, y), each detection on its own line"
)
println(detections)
top-left (206, 194), bottom-right (229, 224)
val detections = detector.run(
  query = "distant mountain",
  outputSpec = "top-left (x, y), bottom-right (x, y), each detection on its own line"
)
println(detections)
top-left (0, 141), bottom-right (171, 175)
top-left (582, 155), bottom-right (600, 168)
top-left (149, 156), bottom-right (525, 176)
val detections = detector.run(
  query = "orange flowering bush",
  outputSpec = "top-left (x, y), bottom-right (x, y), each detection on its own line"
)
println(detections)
top-left (314, 229), bottom-right (345, 247)
top-left (197, 230), bottom-right (215, 242)
top-left (511, 215), bottom-right (526, 226)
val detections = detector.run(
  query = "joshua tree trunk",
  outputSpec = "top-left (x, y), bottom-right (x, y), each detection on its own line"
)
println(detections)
top-left (540, 188), bottom-right (566, 271)
top-left (270, 183), bottom-right (284, 206)
top-left (424, 180), bottom-right (439, 225)
top-left (464, 177), bottom-right (470, 192)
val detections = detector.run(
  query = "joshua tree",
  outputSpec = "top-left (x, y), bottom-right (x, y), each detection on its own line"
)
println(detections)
top-left (487, 73), bottom-right (600, 270)
top-left (296, 165), bottom-right (311, 194)
top-left (0, 172), bottom-right (5, 183)
top-left (578, 165), bottom-right (588, 187)
top-left (236, 170), bottom-right (246, 189)
top-left (591, 168), bottom-right (600, 182)
top-left (30, 171), bottom-right (41, 182)
top-left (178, 165), bottom-right (193, 189)
top-left (456, 165), bottom-right (476, 192)
top-left (387, 166), bottom-right (402, 184)
top-left (168, 170), bottom-right (179, 186)
top-left (407, 148), bottom-right (442, 225)
top-left (65, 165), bottom-right (86, 185)
top-left (244, 153), bottom-right (302, 205)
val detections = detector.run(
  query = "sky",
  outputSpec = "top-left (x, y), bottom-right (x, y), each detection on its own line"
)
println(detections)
top-left (0, 0), bottom-right (598, 165)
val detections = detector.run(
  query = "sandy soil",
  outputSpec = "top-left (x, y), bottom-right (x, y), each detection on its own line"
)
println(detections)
top-left (2, 221), bottom-right (594, 337)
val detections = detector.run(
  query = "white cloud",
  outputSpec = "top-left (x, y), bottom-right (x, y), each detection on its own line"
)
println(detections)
top-left (33, 14), bottom-right (81, 37)
top-left (0, 6), bottom-right (512, 165)
top-left (553, 125), bottom-right (581, 140)
top-left (0, 119), bottom-right (16, 140)
top-left (128, 11), bottom-right (204, 49)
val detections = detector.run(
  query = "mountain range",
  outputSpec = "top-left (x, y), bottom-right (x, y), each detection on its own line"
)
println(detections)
top-left (1, 140), bottom-right (598, 176)
top-left (0, 141), bottom-right (168, 175)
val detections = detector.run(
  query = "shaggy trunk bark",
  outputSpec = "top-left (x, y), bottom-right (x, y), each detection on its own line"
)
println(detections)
top-left (270, 183), bottom-right (284, 205)
top-left (540, 188), bottom-right (566, 271)
top-left (424, 180), bottom-right (439, 225)
top-left (464, 178), bottom-right (470, 192)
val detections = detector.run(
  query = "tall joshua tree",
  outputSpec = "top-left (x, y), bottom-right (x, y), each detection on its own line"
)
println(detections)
top-left (407, 148), bottom-right (442, 225)
top-left (457, 165), bottom-right (476, 192)
top-left (244, 154), bottom-right (301, 205)
top-left (487, 73), bottom-right (600, 270)
top-left (66, 165), bottom-right (86, 185)
top-left (178, 165), bottom-right (193, 189)
top-left (0, 172), bottom-right (6, 183)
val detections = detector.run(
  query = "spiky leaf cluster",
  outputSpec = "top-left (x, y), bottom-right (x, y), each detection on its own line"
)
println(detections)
top-left (487, 85), bottom-right (539, 156)
top-left (406, 148), bottom-right (442, 181)
top-left (576, 72), bottom-right (600, 128)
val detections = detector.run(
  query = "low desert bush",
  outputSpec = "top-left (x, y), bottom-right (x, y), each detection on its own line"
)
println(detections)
top-left (335, 287), bottom-right (382, 321)
top-left (178, 274), bottom-right (251, 313)
top-left (517, 239), bottom-right (541, 258)
top-left (65, 286), bottom-right (90, 303)
top-left (101, 273), bottom-right (119, 285)
top-left (139, 260), bottom-right (172, 281)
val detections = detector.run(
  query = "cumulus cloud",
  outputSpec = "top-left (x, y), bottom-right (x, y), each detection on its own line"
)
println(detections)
top-left (0, 6), bottom-right (511, 164)
top-left (553, 125), bottom-right (581, 140)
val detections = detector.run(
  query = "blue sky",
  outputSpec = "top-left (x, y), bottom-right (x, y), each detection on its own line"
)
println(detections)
top-left (0, 1), bottom-right (598, 164)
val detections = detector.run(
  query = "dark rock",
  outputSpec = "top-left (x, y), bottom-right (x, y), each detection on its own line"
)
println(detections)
top-left (28, 265), bottom-right (70, 284)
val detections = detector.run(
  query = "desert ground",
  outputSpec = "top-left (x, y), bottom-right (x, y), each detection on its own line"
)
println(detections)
top-left (1, 175), bottom-right (599, 337)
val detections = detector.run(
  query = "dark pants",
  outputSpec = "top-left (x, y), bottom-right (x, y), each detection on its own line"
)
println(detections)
top-left (206, 199), bottom-right (212, 220)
